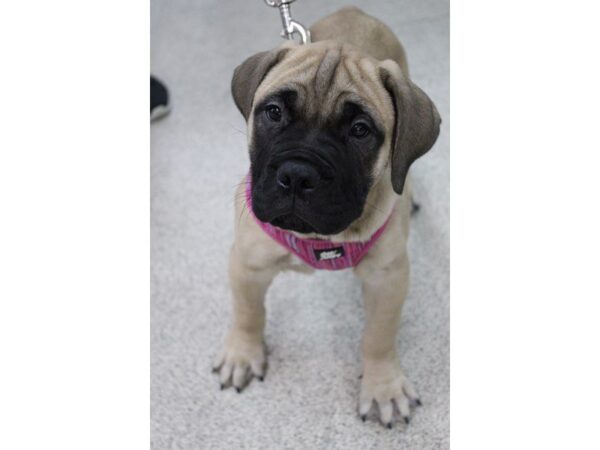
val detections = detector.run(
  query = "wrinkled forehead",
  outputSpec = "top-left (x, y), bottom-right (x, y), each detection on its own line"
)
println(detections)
top-left (254, 43), bottom-right (395, 128)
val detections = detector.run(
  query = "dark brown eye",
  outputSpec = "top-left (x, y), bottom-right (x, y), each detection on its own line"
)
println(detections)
top-left (350, 122), bottom-right (370, 138)
top-left (265, 104), bottom-right (282, 122)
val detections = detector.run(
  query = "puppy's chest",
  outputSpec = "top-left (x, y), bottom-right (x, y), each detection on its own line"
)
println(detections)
top-left (281, 253), bottom-right (316, 274)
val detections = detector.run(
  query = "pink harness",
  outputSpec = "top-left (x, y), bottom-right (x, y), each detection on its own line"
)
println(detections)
top-left (245, 176), bottom-right (392, 270)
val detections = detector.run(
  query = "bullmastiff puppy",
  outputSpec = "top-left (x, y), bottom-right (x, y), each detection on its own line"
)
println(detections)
top-left (213, 6), bottom-right (441, 428)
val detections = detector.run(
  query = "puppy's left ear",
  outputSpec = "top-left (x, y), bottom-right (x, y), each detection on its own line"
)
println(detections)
top-left (231, 45), bottom-right (291, 120)
top-left (380, 60), bottom-right (441, 194)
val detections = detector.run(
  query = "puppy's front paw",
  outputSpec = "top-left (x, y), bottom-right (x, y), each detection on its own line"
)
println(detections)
top-left (212, 330), bottom-right (266, 392)
top-left (359, 360), bottom-right (421, 429)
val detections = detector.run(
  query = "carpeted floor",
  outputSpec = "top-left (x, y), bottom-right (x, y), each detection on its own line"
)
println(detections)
top-left (151, 1), bottom-right (449, 448)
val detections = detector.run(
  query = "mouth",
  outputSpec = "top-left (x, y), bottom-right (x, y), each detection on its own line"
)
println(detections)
top-left (270, 213), bottom-right (317, 234)
top-left (268, 209), bottom-right (353, 235)
top-left (250, 178), bottom-right (361, 236)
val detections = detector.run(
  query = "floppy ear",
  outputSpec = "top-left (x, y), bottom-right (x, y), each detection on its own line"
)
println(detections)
top-left (231, 47), bottom-right (291, 120)
top-left (380, 60), bottom-right (441, 194)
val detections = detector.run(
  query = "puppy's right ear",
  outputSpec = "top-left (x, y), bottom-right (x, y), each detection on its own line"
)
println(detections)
top-left (231, 47), bottom-right (290, 120)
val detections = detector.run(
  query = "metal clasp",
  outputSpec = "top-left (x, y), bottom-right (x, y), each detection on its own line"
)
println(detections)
top-left (264, 0), bottom-right (311, 44)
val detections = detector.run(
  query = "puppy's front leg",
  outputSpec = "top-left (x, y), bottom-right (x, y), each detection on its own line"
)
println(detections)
top-left (356, 251), bottom-right (421, 428)
top-left (213, 243), bottom-right (280, 392)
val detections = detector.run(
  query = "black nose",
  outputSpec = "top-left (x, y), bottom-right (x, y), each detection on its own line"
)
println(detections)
top-left (276, 160), bottom-right (320, 194)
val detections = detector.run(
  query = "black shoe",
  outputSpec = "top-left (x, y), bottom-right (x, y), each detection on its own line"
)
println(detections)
top-left (151, 76), bottom-right (170, 121)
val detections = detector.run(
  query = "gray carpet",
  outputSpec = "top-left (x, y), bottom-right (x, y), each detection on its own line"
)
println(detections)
top-left (151, 1), bottom-right (449, 448)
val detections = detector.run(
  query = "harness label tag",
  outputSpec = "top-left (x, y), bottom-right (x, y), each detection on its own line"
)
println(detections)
top-left (314, 247), bottom-right (345, 261)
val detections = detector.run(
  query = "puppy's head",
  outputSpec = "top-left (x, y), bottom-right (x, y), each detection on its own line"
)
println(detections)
top-left (232, 41), bottom-right (440, 235)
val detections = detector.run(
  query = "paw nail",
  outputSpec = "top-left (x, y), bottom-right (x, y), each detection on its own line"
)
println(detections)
top-left (258, 376), bottom-right (264, 382)
top-left (386, 423), bottom-right (392, 429)
top-left (403, 416), bottom-right (410, 424)
top-left (220, 384), bottom-right (225, 390)
top-left (235, 387), bottom-right (241, 393)
top-left (416, 399), bottom-right (422, 406)
top-left (361, 414), bottom-right (366, 422)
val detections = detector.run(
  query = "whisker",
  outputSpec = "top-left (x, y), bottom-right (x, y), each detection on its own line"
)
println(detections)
top-left (228, 123), bottom-right (247, 137)
top-left (364, 201), bottom-right (389, 218)
top-left (238, 200), bottom-right (251, 227)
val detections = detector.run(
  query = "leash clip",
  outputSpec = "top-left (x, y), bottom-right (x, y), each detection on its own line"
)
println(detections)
top-left (264, 0), bottom-right (311, 45)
